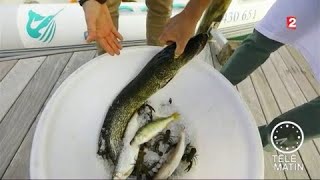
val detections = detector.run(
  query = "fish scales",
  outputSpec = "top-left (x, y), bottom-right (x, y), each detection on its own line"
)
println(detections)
top-left (98, 33), bottom-right (209, 163)
top-left (196, 0), bottom-right (232, 34)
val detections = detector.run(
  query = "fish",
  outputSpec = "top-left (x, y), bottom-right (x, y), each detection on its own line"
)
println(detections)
top-left (154, 129), bottom-right (186, 179)
top-left (98, 32), bottom-right (209, 163)
top-left (130, 112), bottom-right (180, 147)
top-left (113, 111), bottom-right (180, 179)
top-left (112, 113), bottom-right (140, 179)
top-left (196, 0), bottom-right (232, 34)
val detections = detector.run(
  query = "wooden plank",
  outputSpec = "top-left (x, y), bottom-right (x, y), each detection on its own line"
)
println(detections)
top-left (0, 41), bottom-right (147, 63)
top-left (250, 67), bottom-right (287, 179)
top-left (3, 51), bottom-right (96, 179)
top-left (261, 57), bottom-right (309, 179)
top-left (53, 51), bottom-right (96, 87)
top-left (237, 77), bottom-right (266, 126)
top-left (278, 46), bottom-right (320, 153)
top-left (0, 40), bottom-right (145, 55)
top-left (0, 61), bottom-right (18, 82)
top-left (270, 52), bottom-right (320, 179)
top-left (270, 52), bottom-right (306, 106)
top-left (251, 67), bottom-right (281, 122)
top-left (0, 47), bottom-right (94, 62)
top-left (278, 47), bottom-right (319, 101)
top-left (1, 126), bottom-right (33, 179)
top-left (0, 57), bottom-right (45, 123)
top-left (237, 76), bottom-right (286, 179)
top-left (0, 53), bottom-right (71, 178)
top-left (283, 45), bottom-right (320, 153)
top-left (262, 59), bottom-right (294, 110)
top-left (285, 46), bottom-right (320, 95)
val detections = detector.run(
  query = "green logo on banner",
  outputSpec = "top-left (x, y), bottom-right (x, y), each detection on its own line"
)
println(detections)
top-left (26, 9), bottom-right (63, 43)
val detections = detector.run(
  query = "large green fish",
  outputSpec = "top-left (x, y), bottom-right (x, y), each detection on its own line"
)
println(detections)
top-left (98, 0), bottom-right (233, 164)
top-left (98, 33), bottom-right (209, 163)
top-left (196, 0), bottom-right (232, 34)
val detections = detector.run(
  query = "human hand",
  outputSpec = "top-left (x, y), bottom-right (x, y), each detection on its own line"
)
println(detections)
top-left (159, 11), bottom-right (197, 57)
top-left (82, 0), bottom-right (123, 55)
top-left (159, 0), bottom-right (211, 57)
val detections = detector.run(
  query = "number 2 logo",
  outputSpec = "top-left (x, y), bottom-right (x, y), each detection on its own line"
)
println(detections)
top-left (286, 16), bottom-right (296, 30)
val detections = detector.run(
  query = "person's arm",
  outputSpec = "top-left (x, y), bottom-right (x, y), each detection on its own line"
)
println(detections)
top-left (184, 0), bottom-right (212, 23)
top-left (79, 0), bottom-right (107, 6)
top-left (159, 0), bottom-right (211, 56)
top-left (81, 0), bottom-right (123, 56)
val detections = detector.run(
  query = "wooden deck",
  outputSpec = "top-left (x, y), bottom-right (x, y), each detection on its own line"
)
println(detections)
top-left (0, 43), bottom-right (319, 179)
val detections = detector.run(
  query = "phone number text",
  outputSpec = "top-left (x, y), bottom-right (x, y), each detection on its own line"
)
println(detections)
top-left (222, 9), bottom-right (257, 23)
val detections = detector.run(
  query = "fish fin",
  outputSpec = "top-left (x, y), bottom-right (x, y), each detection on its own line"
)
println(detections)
top-left (29, 10), bottom-right (45, 21)
top-left (171, 112), bottom-right (180, 120)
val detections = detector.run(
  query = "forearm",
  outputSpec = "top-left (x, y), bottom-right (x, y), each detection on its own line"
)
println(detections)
top-left (79, 0), bottom-right (107, 6)
top-left (183, 0), bottom-right (212, 23)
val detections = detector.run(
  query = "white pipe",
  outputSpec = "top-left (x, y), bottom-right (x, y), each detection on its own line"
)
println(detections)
top-left (0, 0), bottom-right (275, 50)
